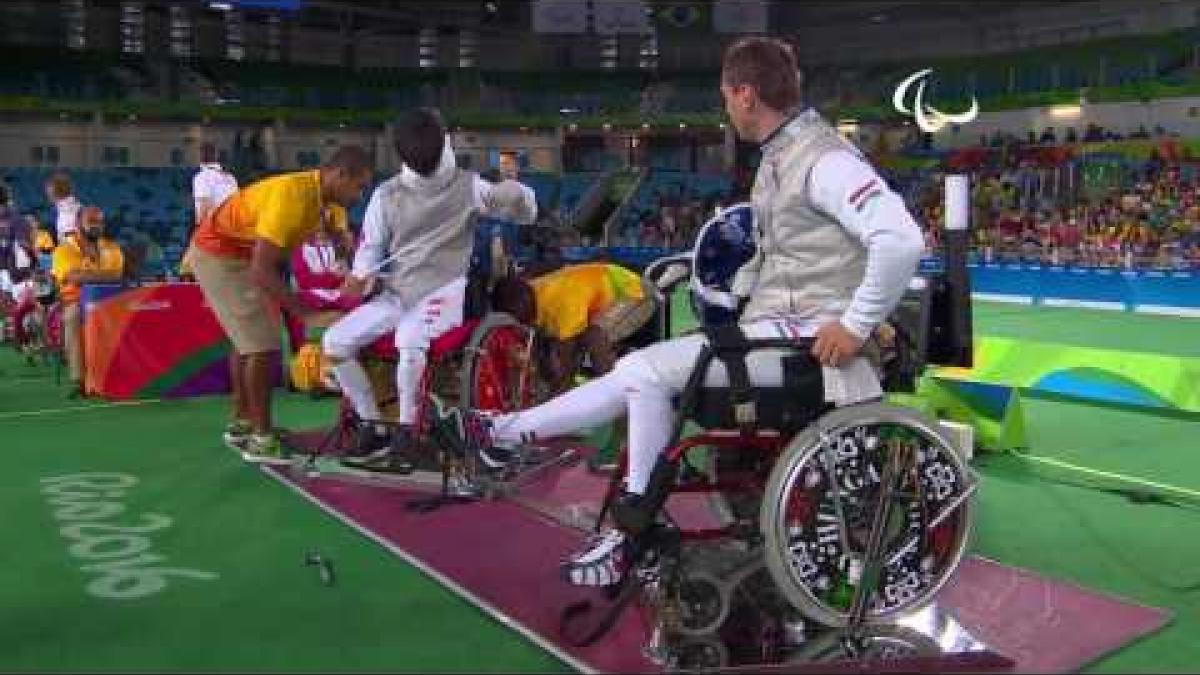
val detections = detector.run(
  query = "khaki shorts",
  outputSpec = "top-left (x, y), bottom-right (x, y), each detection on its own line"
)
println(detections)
top-left (191, 247), bottom-right (280, 355)
top-left (592, 279), bottom-right (658, 343)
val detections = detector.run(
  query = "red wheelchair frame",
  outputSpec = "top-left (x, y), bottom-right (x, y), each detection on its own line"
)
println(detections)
top-left (312, 310), bottom-right (546, 463)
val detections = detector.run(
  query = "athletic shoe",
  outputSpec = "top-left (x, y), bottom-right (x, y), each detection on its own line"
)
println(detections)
top-left (456, 409), bottom-right (520, 471)
top-left (354, 426), bottom-right (416, 475)
top-left (241, 432), bottom-right (292, 466)
top-left (444, 471), bottom-right (482, 500)
top-left (342, 420), bottom-right (391, 460)
top-left (560, 529), bottom-right (628, 587)
top-left (222, 420), bottom-right (252, 452)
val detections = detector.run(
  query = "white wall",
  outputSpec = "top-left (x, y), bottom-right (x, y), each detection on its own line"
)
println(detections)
top-left (0, 114), bottom-right (564, 173)
top-left (450, 130), bottom-right (562, 173)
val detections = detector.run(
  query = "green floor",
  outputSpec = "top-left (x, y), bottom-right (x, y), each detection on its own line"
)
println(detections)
top-left (2, 301), bottom-right (1199, 672)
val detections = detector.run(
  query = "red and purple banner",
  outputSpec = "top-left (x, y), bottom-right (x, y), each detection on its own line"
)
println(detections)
top-left (83, 283), bottom-right (232, 400)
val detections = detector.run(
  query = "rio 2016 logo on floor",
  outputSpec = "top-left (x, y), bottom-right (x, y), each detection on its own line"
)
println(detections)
top-left (41, 472), bottom-right (218, 600)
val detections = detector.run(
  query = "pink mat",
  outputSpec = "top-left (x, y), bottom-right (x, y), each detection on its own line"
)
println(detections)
top-left (264, 464), bottom-right (1170, 673)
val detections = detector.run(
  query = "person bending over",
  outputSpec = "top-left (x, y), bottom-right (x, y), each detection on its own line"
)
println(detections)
top-left (450, 37), bottom-right (925, 587)
top-left (189, 146), bottom-right (373, 462)
top-left (490, 262), bottom-right (658, 394)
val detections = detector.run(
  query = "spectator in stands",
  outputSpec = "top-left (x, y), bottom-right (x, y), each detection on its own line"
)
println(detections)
top-left (189, 145), bottom-right (374, 463)
top-left (194, 149), bottom-right (240, 222)
top-left (479, 157), bottom-right (539, 281)
top-left (0, 185), bottom-right (27, 295)
top-left (323, 109), bottom-right (536, 475)
top-left (30, 216), bottom-right (55, 254)
top-left (44, 172), bottom-right (81, 244)
top-left (51, 207), bottom-right (124, 398)
top-left (181, 148), bottom-right (240, 279)
top-left (1039, 127), bottom-right (1057, 145)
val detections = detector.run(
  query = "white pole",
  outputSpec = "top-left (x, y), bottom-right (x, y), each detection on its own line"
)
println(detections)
top-left (944, 174), bottom-right (970, 232)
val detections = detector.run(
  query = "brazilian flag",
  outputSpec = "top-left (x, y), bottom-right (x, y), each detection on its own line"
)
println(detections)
top-left (652, 1), bottom-right (710, 32)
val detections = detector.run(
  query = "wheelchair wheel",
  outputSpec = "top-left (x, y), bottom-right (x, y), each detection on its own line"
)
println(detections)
top-left (759, 403), bottom-right (974, 628)
top-left (460, 312), bottom-right (546, 413)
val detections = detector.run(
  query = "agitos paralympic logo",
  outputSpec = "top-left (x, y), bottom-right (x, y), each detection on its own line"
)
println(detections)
top-left (892, 68), bottom-right (979, 133)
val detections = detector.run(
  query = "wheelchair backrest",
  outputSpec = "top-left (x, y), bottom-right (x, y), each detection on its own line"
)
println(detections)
top-left (880, 275), bottom-right (934, 393)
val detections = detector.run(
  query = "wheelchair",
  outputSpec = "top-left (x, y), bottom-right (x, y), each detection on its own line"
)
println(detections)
top-left (9, 271), bottom-right (64, 374)
top-left (571, 258), bottom-right (978, 670)
top-left (293, 297), bottom-right (563, 499)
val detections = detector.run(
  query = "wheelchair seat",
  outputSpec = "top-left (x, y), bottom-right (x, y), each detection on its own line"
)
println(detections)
top-left (687, 349), bottom-right (830, 435)
top-left (361, 318), bottom-right (481, 361)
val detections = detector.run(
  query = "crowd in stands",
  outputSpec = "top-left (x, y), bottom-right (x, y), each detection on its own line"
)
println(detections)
top-left (907, 152), bottom-right (1200, 269)
top-left (978, 123), bottom-right (1177, 149)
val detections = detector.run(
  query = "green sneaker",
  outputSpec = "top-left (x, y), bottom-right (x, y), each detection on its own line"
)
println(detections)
top-left (222, 420), bottom-right (253, 452)
top-left (240, 432), bottom-right (291, 466)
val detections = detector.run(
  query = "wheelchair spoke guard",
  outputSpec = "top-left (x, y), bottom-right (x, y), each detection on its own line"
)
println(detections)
top-left (760, 403), bottom-right (976, 628)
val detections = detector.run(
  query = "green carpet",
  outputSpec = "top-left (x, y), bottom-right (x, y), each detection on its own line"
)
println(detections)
top-left (3, 298), bottom-right (1199, 672)
top-left (0, 350), bottom-right (564, 673)
top-left (972, 301), bottom-right (1200, 357)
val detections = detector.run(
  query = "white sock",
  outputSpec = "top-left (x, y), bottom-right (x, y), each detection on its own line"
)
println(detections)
top-left (624, 381), bottom-right (675, 495)
top-left (332, 360), bottom-right (381, 421)
top-left (394, 349), bottom-right (426, 427)
top-left (490, 373), bottom-right (627, 444)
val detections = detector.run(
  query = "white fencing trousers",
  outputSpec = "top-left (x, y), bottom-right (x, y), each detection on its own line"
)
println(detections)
top-left (323, 277), bottom-right (466, 426)
top-left (488, 317), bottom-right (883, 494)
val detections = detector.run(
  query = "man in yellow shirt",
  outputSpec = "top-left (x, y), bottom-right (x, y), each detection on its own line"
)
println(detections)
top-left (492, 262), bottom-right (658, 393)
top-left (189, 145), bottom-right (373, 463)
top-left (51, 206), bottom-right (124, 397)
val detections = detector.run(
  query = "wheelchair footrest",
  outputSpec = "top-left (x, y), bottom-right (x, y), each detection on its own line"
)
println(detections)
top-left (484, 446), bottom-right (581, 498)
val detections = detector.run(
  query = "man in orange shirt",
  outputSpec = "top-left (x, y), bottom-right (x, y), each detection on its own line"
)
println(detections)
top-left (51, 206), bottom-right (124, 397)
top-left (189, 145), bottom-right (373, 463)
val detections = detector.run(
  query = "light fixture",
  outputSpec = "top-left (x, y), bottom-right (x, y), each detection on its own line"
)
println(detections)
top-left (602, 122), bottom-right (612, 131)
top-left (642, 123), bottom-right (650, 130)
top-left (568, 123), bottom-right (578, 132)
top-left (679, 122), bottom-right (687, 129)
top-left (1048, 104), bottom-right (1082, 119)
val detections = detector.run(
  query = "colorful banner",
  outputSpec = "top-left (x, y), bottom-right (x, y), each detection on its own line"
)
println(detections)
top-left (935, 336), bottom-right (1200, 413)
top-left (964, 263), bottom-right (1200, 315)
top-left (83, 283), bottom-right (233, 400)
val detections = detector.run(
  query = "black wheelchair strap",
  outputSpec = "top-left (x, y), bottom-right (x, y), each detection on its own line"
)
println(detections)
top-left (702, 324), bottom-right (757, 431)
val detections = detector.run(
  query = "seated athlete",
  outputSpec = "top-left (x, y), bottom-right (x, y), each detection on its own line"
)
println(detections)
top-left (490, 262), bottom-right (659, 395)
top-left (323, 107), bottom-right (537, 475)
top-left (444, 38), bottom-right (926, 587)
